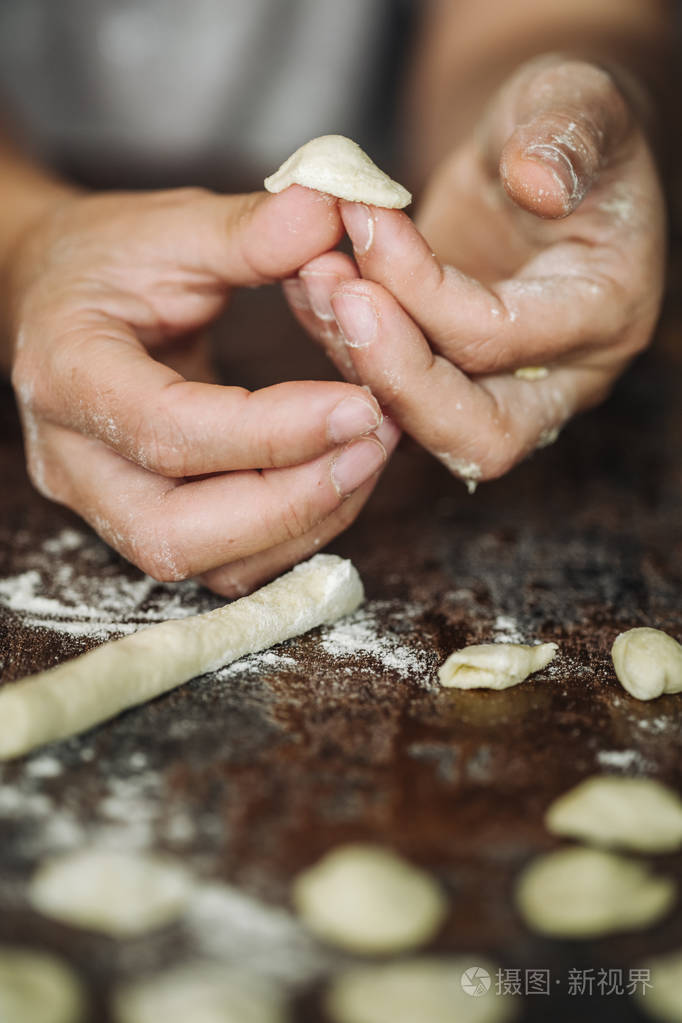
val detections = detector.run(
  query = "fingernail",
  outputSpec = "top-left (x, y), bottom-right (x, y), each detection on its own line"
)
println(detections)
top-left (282, 277), bottom-right (310, 311)
top-left (327, 395), bottom-right (382, 444)
top-left (299, 269), bottom-right (337, 321)
top-left (332, 290), bottom-right (377, 348)
top-left (331, 437), bottom-right (387, 497)
top-left (523, 142), bottom-right (585, 206)
top-left (342, 202), bottom-right (374, 254)
top-left (373, 414), bottom-right (401, 451)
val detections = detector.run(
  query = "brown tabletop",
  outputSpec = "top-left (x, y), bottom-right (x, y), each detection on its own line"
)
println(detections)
top-left (1, 253), bottom-right (682, 1023)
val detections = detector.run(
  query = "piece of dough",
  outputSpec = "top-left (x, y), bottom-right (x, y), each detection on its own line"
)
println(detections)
top-left (325, 958), bottom-right (514, 1023)
top-left (264, 135), bottom-right (411, 209)
top-left (634, 949), bottom-right (682, 1022)
top-left (438, 642), bottom-right (557, 690)
top-left (0, 554), bottom-right (363, 759)
top-left (515, 846), bottom-right (676, 938)
top-left (0, 946), bottom-right (87, 1023)
top-left (292, 843), bottom-right (447, 955)
top-left (545, 775), bottom-right (682, 853)
top-left (612, 627), bottom-right (682, 700)
top-left (112, 962), bottom-right (286, 1023)
top-left (29, 848), bottom-right (194, 937)
top-left (514, 366), bottom-right (549, 380)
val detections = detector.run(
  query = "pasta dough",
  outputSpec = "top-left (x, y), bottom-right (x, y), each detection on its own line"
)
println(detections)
top-left (515, 846), bottom-right (676, 938)
top-left (634, 949), bottom-right (682, 1022)
top-left (29, 848), bottom-right (194, 937)
top-left (0, 946), bottom-right (86, 1023)
top-left (514, 366), bottom-right (549, 380)
top-left (0, 554), bottom-right (363, 759)
top-left (611, 627), bottom-right (682, 700)
top-left (545, 775), bottom-right (682, 853)
top-left (292, 843), bottom-right (447, 954)
top-left (264, 135), bottom-right (411, 208)
top-left (325, 958), bottom-right (514, 1023)
top-left (112, 962), bottom-right (286, 1023)
top-left (438, 642), bottom-right (557, 690)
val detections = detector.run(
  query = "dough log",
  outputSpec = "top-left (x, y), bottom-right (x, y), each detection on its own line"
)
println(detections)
top-left (0, 554), bottom-right (363, 759)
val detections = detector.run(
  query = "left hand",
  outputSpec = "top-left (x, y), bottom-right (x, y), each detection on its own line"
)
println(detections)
top-left (284, 56), bottom-right (666, 488)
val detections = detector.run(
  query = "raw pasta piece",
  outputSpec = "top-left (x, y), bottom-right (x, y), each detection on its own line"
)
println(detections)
top-left (292, 843), bottom-right (447, 955)
top-left (515, 846), bottom-right (676, 938)
top-left (438, 642), bottom-right (557, 690)
top-left (264, 135), bottom-right (411, 208)
top-left (112, 962), bottom-right (286, 1023)
top-left (634, 948), bottom-right (682, 1022)
top-left (0, 554), bottom-right (363, 759)
top-left (611, 627), bottom-right (682, 700)
top-left (514, 366), bottom-right (549, 380)
top-left (0, 946), bottom-right (87, 1023)
top-left (325, 957), bottom-right (515, 1023)
top-left (545, 775), bottom-right (682, 853)
top-left (29, 848), bottom-right (194, 937)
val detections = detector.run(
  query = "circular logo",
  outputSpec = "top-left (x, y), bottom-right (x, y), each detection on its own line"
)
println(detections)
top-left (461, 966), bottom-right (491, 997)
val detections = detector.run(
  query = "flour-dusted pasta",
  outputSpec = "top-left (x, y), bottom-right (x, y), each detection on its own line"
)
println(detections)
top-left (264, 136), bottom-right (411, 208)
top-left (438, 642), bottom-right (557, 690)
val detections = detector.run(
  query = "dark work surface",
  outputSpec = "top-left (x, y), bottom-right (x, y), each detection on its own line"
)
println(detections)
top-left (1, 263), bottom-right (682, 1023)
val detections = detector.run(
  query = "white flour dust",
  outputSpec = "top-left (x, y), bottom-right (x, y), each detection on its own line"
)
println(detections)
top-left (0, 528), bottom-right (212, 638)
top-left (597, 749), bottom-right (652, 772)
top-left (319, 601), bottom-right (436, 686)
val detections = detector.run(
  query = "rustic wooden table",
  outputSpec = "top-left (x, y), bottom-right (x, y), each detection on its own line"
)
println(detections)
top-left (1, 254), bottom-right (681, 1023)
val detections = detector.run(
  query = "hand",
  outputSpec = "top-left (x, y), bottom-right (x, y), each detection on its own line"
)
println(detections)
top-left (286, 57), bottom-right (665, 489)
top-left (9, 185), bottom-right (399, 595)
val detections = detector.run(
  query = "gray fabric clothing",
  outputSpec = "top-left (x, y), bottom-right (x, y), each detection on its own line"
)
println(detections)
top-left (0, 0), bottom-right (404, 178)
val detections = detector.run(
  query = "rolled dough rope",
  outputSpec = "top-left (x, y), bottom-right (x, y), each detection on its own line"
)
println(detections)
top-left (0, 554), bottom-right (363, 760)
top-left (264, 135), bottom-right (412, 209)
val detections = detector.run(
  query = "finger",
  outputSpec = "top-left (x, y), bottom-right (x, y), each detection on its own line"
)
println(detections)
top-left (487, 59), bottom-right (633, 219)
top-left (199, 475), bottom-right (382, 597)
top-left (23, 316), bottom-right (384, 476)
top-left (197, 183), bottom-right (345, 284)
top-left (338, 201), bottom-right (630, 375)
top-left (330, 279), bottom-right (608, 485)
top-left (283, 251), bottom-right (361, 381)
top-left (82, 183), bottom-right (345, 291)
top-left (39, 417), bottom-right (399, 581)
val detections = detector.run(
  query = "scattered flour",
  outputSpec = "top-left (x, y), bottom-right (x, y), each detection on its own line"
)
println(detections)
top-left (492, 615), bottom-right (524, 644)
top-left (0, 528), bottom-right (210, 638)
top-left (637, 717), bottom-right (671, 735)
top-left (319, 602), bottom-right (436, 685)
top-left (597, 750), bottom-right (651, 772)
top-left (186, 881), bottom-right (337, 987)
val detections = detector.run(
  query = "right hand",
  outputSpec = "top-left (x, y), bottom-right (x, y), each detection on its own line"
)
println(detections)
top-left (8, 184), bottom-right (399, 595)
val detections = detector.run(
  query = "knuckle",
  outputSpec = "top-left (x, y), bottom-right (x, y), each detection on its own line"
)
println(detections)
top-left (476, 420), bottom-right (522, 481)
top-left (154, 186), bottom-right (212, 209)
top-left (276, 494), bottom-right (318, 544)
top-left (479, 445), bottom-right (520, 481)
top-left (134, 408), bottom-right (190, 478)
top-left (263, 472), bottom-right (327, 544)
top-left (131, 527), bottom-right (190, 583)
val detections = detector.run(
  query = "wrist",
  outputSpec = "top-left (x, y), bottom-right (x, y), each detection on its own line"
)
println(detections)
top-left (0, 156), bottom-right (81, 376)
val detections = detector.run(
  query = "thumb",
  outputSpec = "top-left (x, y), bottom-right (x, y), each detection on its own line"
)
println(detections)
top-left (492, 59), bottom-right (633, 219)
top-left (164, 183), bottom-right (345, 286)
